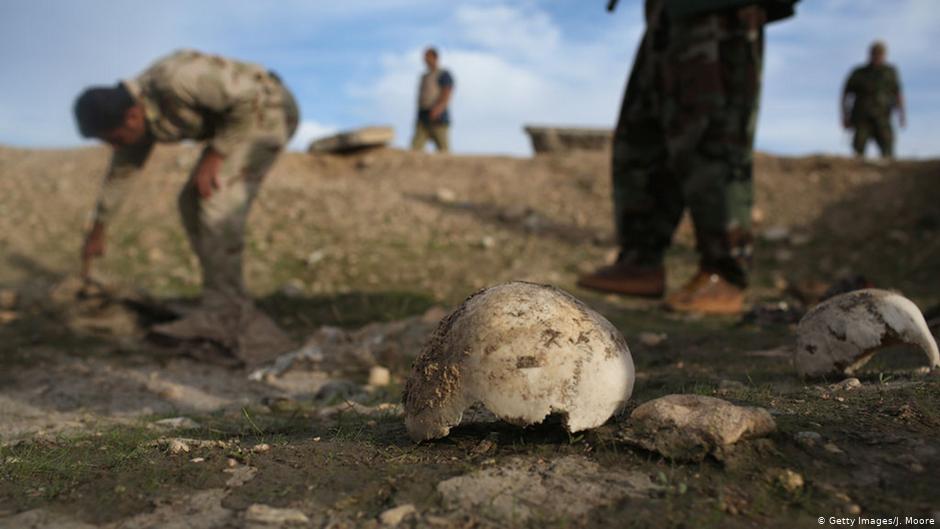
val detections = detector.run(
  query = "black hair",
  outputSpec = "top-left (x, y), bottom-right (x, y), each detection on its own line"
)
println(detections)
top-left (425, 47), bottom-right (439, 59)
top-left (73, 83), bottom-right (135, 138)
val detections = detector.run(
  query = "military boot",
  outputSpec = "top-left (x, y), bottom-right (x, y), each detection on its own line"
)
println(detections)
top-left (664, 271), bottom-right (745, 315)
top-left (577, 259), bottom-right (665, 298)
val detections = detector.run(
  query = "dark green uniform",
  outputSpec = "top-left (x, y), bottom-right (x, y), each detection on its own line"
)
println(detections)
top-left (611, 0), bottom-right (796, 287)
top-left (843, 63), bottom-right (901, 158)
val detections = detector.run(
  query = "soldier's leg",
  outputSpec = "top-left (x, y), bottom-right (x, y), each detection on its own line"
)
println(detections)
top-left (578, 25), bottom-right (678, 297)
top-left (872, 116), bottom-right (895, 158)
top-left (177, 151), bottom-right (211, 288)
top-left (411, 122), bottom-right (430, 151)
top-left (430, 124), bottom-right (450, 153)
top-left (852, 121), bottom-right (871, 157)
top-left (612, 29), bottom-right (682, 266)
top-left (198, 138), bottom-right (283, 309)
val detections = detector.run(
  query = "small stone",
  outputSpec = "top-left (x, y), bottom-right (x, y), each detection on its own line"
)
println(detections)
top-left (153, 417), bottom-right (200, 430)
top-left (846, 504), bottom-right (862, 515)
top-left (368, 366), bottom-right (391, 387)
top-left (252, 443), bottom-right (271, 453)
top-left (823, 442), bottom-right (844, 454)
top-left (829, 377), bottom-right (861, 391)
top-left (304, 249), bottom-right (327, 267)
top-left (168, 439), bottom-right (190, 454)
top-left (245, 504), bottom-right (309, 524)
top-left (0, 289), bottom-right (17, 309)
top-left (190, 457), bottom-right (205, 463)
top-left (623, 394), bottom-right (776, 461)
top-left (762, 225), bottom-right (791, 242)
top-left (774, 469), bottom-right (804, 492)
top-left (378, 504), bottom-right (416, 526)
top-left (479, 235), bottom-right (496, 249)
top-left (638, 332), bottom-right (667, 347)
top-left (435, 188), bottom-right (457, 203)
top-left (909, 462), bottom-right (924, 473)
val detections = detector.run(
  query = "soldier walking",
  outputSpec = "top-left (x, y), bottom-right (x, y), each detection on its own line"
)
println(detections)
top-left (74, 49), bottom-right (300, 362)
top-left (578, 0), bottom-right (798, 315)
top-left (411, 47), bottom-right (455, 153)
top-left (841, 41), bottom-right (905, 159)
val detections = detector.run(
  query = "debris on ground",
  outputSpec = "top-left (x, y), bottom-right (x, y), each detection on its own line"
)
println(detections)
top-left (403, 282), bottom-right (634, 441)
top-left (795, 289), bottom-right (940, 377)
top-left (621, 394), bottom-right (777, 461)
top-left (307, 125), bottom-right (394, 155)
top-left (243, 504), bottom-right (309, 525)
top-left (378, 504), bottom-right (416, 526)
top-left (437, 456), bottom-right (659, 523)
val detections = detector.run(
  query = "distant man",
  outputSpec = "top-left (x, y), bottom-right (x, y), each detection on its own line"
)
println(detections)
top-left (841, 41), bottom-right (905, 159)
top-left (411, 47), bottom-right (454, 153)
top-left (578, 0), bottom-right (798, 315)
top-left (75, 49), bottom-right (299, 312)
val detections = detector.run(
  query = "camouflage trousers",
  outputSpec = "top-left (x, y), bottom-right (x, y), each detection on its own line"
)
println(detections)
top-left (178, 85), bottom-right (299, 309)
top-left (851, 113), bottom-right (894, 158)
top-left (612, 1), bottom-right (765, 286)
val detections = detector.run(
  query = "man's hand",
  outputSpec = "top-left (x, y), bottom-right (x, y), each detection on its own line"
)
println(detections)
top-left (195, 149), bottom-right (224, 199)
top-left (81, 220), bottom-right (106, 278)
top-left (429, 104), bottom-right (445, 121)
top-left (842, 115), bottom-right (851, 130)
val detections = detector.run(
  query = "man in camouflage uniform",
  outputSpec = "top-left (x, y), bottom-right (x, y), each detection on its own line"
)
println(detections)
top-left (578, 0), bottom-right (797, 315)
top-left (74, 50), bottom-right (300, 363)
top-left (842, 41), bottom-right (905, 159)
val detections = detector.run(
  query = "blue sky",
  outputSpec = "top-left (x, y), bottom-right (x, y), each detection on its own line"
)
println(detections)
top-left (0, 0), bottom-right (937, 157)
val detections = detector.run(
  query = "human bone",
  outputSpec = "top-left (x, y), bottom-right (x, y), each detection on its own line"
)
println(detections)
top-left (403, 282), bottom-right (634, 441)
top-left (795, 289), bottom-right (940, 377)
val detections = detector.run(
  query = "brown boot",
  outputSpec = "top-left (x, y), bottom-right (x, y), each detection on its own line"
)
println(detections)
top-left (577, 261), bottom-right (665, 298)
top-left (665, 271), bottom-right (745, 315)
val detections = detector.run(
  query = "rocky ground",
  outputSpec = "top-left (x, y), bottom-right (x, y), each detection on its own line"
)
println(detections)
top-left (0, 144), bottom-right (939, 528)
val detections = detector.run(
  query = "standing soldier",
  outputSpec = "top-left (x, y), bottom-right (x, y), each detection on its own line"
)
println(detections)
top-left (74, 49), bottom-right (299, 362)
top-left (841, 41), bottom-right (905, 159)
top-left (578, 0), bottom-right (798, 315)
top-left (411, 47), bottom-right (455, 153)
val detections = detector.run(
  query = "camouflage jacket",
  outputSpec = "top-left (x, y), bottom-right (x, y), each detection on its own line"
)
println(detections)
top-left (843, 63), bottom-right (902, 121)
top-left (95, 50), bottom-right (285, 222)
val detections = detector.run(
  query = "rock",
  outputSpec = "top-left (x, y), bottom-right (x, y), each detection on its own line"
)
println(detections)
top-left (168, 439), bottom-right (190, 454)
top-left (315, 379), bottom-right (364, 402)
top-left (153, 417), bottom-right (201, 430)
top-left (0, 289), bottom-right (16, 310)
top-left (823, 442), bottom-right (844, 454)
top-left (772, 468), bottom-right (804, 492)
top-left (522, 125), bottom-right (612, 154)
top-left (621, 394), bottom-right (776, 461)
top-left (638, 332), bottom-right (667, 347)
top-left (795, 289), bottom-right (940, 377)
top-left (223, 465), bottom-right (258, 488)
top-left (479, 235), bottom-right (496, 249)
top-left (378, 504), bottom-right (416, 526)
top-left (244, 504), bottom-right (309, 525)
top-left (403, 282), bottom-right (634, 441)
top-left (761, 225), bottom-right (791, 242)
top-left (829, 377), bottom-right (861, 391)
top-left (368, 366), bottom-right (391, 387)
top-left (794, 431), bottom-right (823, 448)
top-left (279, 278), bottom-right (306, 298)
top-left (251, 443), bottom-right (270, 453)
top-left (437, 456), bottom-right (658, 523)
top-left (307, 125), bottom-right (393, 154)
top-left (435, 188), bottom-right (457, 203)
